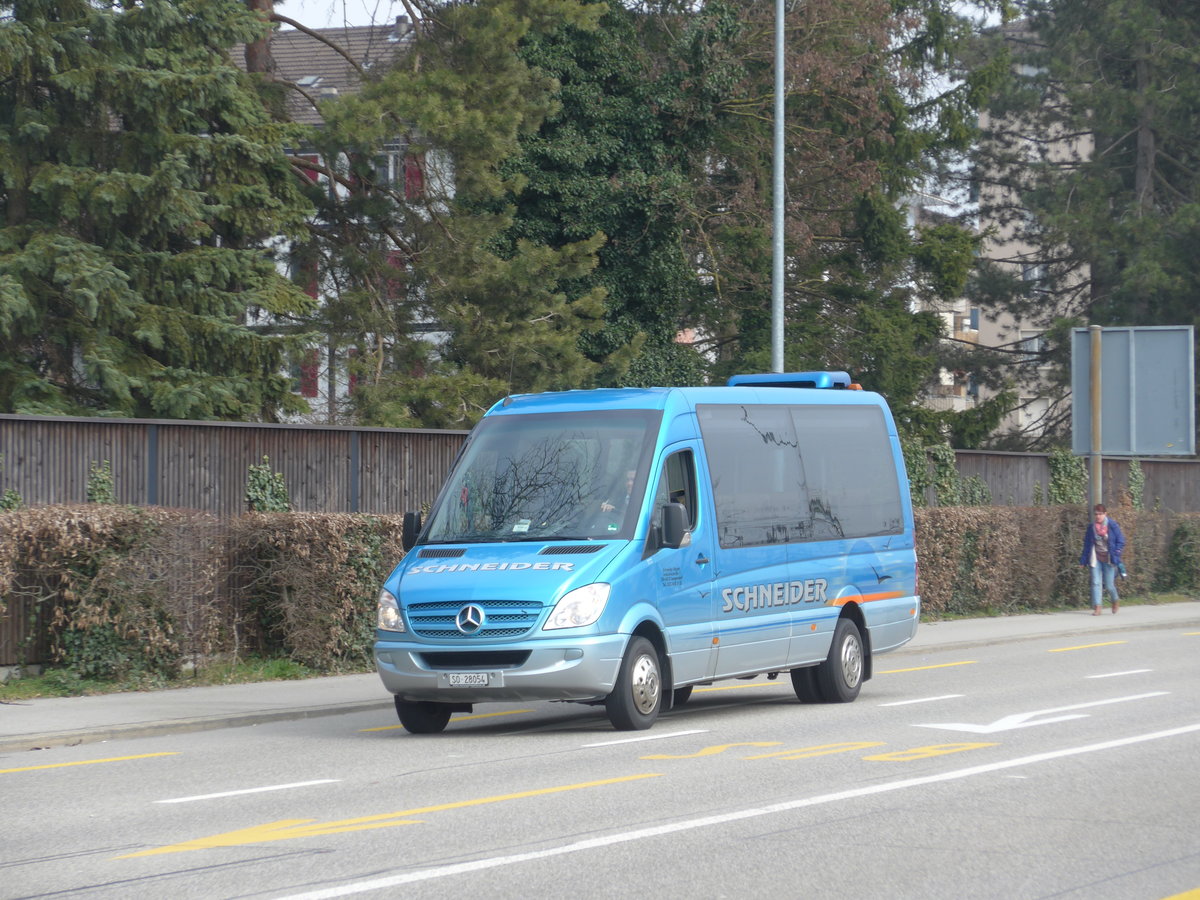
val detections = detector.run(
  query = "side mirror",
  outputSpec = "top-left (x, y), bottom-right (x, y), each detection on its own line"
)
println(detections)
top-left (401, 511), bottom-right (422, 552)
top-left (660, 502), bottom-right (690, 550)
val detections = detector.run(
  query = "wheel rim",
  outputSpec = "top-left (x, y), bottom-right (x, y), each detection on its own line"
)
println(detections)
top-left (630, 652), bottom-right (661, 715)
top-left (840, 632), bottom-right (863, 688)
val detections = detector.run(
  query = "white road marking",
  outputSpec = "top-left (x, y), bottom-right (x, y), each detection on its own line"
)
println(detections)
top-left (914, 692), bottom-right (1169, 734)
top-left (878, 695), bottom-right (963, 707)
top-left (272, 723), bottom-right (1200, 899)
top-left (155, 780), bottom-right (340, 804)
top-left (1086, 670), bottom-right (1152, 679)
top-left (582, 729), bottom-right (709, 748)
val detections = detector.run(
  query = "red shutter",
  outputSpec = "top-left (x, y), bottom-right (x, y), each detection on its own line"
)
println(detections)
top-left (348, 347), bottom-right (359, 395)
top-left (299, 257), bottom-right (318, 299)
top-left (297, 154), bottom-right (321, 185)
top-left (299, 349), bottom-right (319, 398)
top-left (385, 250), bottom-right (407, 299)
top-left (404, 154), bottom-right (424, 200)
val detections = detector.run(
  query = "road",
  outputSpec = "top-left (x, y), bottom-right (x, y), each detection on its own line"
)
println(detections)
top-left (4, 626), bottom-right (1199, 900)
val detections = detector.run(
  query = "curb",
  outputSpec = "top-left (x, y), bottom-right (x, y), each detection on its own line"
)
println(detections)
top-left (0, 699), bottom-right (394, 755)
top-left (895, 614), bottom-right (1200, 656)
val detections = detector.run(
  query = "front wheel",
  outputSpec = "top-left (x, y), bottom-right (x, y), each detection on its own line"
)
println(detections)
top-left (789, 665), bottom-right (822, 703)
top-left (395, 698), bottom-right (453, 734)
top-left (815, 618), bottom-right (865, 703)
top-left (606, 636), bottom-right (662, 730)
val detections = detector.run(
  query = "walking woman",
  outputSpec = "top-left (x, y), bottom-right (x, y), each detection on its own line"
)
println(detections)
top-left (1080, 503), bottom-right (1125, 615)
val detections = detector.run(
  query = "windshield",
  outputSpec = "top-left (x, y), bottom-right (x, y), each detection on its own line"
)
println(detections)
top-left (423, 409), bottom-right (662, 543)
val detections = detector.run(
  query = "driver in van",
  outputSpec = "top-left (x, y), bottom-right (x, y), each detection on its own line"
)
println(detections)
top-left (601, 470), bottom-right (637, 514)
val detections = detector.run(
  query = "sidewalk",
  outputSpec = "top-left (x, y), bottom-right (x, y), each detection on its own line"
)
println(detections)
top-left (2, 601), bottom-right (1198, 755)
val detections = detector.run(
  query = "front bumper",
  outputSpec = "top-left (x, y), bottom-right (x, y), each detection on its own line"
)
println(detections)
top-left (374, 633), bottom-right (628, 703)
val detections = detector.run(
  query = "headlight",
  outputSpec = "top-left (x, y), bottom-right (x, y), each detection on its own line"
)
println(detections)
top-left (377, 588), bottom-right (405, 632)
top-left (544, 583), bottom-right (610, 630)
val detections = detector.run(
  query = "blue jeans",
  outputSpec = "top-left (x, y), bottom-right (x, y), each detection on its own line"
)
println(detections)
top-left (1090, 561), bottom-right (1119, 607)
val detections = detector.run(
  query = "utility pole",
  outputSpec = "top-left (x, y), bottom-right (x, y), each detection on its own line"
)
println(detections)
top-left (770, 0), bottom-right (785, 373)
top-left (1088, 324), bottom-right (1102, 510)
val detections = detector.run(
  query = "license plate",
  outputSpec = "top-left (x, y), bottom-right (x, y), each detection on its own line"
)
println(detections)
top-left (445, 672), bottom-right (490, 687)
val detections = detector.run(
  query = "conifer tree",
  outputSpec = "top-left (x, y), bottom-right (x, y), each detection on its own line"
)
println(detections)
top-left (965, 1), bottom-right (1200, 447)
top-left (499, 0), bottom-right (1009, 432)
top-left (298, 0), bottom-right (609, 428)
top-left (0, 0), bottom-right (315, 419)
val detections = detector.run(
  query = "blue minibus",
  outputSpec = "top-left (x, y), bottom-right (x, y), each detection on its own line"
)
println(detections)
top-left (375, 372), bottom-right (919, 732)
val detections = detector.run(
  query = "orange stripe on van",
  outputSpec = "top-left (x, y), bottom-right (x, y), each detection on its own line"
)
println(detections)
top-left (829, 590), bottom-right (906, 607)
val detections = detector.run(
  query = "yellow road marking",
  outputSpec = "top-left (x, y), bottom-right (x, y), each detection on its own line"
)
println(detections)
top-left (1159, 889), bottom-right (1200, 899)
top-left (877, 661), bottom-right (977, 674)
top-left (0, 752), bottom-right (179, 775)
top-left (746, 742), bottom-right (885, 760)
top-left (642, 742), bottom-right (779, 760)
top-left (1183, 632), bottom-right (1200, 636)
top-left (118, 773), bottom-right (662, 858)
top-left (1048, 641), bottom-right (1127, 653)
top-left (359, 709), bottom-right (533, 732)
top-left (863, 742), bottom-right (997, 761)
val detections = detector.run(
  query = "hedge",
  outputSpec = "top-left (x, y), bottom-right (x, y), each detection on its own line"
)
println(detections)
top-left (2, 504), bottom-right (1198, 680)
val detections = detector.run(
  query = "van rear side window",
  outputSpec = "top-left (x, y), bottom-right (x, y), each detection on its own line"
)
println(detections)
top-left (697, 403), bottom-right (903, 547)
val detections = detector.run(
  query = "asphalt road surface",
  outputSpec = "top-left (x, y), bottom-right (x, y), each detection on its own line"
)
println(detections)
top-left (4, 625), bottom-right (1199, 900)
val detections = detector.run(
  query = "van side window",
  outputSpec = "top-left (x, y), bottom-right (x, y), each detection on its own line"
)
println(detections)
top-left (653, 450), bottom-right (697, 529)
top-left (697, 403), bottom-right (902, 548)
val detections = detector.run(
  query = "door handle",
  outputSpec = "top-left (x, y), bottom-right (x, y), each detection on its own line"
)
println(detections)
top-left (695, 555), bottom-right (710, 566)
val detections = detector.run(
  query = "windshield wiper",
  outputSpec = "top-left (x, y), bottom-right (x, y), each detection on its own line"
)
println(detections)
top-left (504, 534), bottom-right (601, 542)
top-left (419, 536), bottom-right (501, 545)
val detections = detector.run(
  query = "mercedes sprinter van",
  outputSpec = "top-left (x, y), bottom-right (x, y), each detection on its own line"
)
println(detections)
top-left (375, 372), bottom-right (919, 732)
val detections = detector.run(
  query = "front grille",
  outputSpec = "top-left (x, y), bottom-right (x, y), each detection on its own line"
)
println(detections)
top-left (407, 599), bottom-right (543, 639)
top-left (418, 651), bottom-right (532, 669)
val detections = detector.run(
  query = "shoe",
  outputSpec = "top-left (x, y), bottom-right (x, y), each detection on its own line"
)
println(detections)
top-left (1092, 607), bottom-right (1101, 616)
top-left (1112, 601), bottom-right (1118, 614)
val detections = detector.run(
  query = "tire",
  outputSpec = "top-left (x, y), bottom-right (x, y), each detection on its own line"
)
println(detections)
top-left (395, 698), bottom-right (453, 734)
top-left (606, 636), bottom-right (663, 730)
top-left (815, 618), bottom-right (864, 703)
top-left (672, 685), bottom-right (694, 708)
top-left (789, 665), bottom-right (822, 703)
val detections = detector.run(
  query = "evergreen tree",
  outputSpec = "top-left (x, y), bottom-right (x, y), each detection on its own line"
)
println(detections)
top-left (499, 0), bottom-right (1011, 414)
top-left (299, 0), bottom-right (610, 428)
top-left (501, 3), bottom-right (713, 388)
top-left (967, 1), bottom-right (1200, 447)
top-left (0, 0), bottom-right (315, 419)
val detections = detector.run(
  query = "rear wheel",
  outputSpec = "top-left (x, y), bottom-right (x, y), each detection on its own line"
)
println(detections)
top-left (606, 636), bottom-right (662, 730)
top-left (395, 698), bottom-right (453, 734)
top-left (815, 618), bottom-right (864, 703)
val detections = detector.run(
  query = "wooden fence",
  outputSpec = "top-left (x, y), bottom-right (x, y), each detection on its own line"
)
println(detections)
top-left (954, 450), bottom-right (1200, 512)
top-left (0, 414), bottom-right (467, 516)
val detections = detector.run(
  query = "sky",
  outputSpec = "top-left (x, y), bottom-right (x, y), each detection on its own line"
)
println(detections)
top-left (280, 0), bottom-right (407, 29)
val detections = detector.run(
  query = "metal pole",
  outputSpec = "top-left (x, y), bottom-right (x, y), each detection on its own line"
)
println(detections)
top-left (1089, 324), bottom-right (1103, 510)
top-left (770, 0), bottom-right (785, 373)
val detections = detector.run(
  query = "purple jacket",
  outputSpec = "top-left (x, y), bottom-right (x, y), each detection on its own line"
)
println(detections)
top-left (1080, 516), bottom-right (1125, 566)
